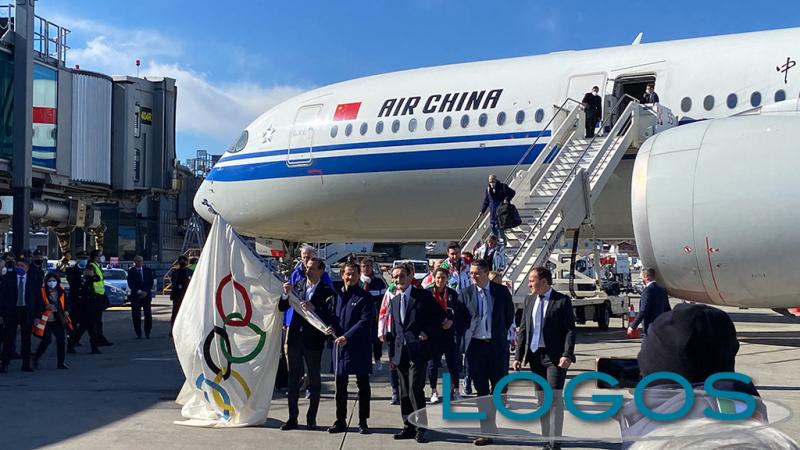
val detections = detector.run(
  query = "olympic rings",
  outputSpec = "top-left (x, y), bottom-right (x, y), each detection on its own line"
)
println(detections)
top-left (215, 274), bottom-right (252, 326)
top-left (214, 369), bottom-right (252, 400)
top-left (195, 374), bottom-right (232, 420)
top-left (203, 326), bottom-right (232, 380)
top-left (218, 312), bottom-right (266, 364)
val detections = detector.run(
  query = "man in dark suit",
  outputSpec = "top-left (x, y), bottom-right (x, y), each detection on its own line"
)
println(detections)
top-left (481, 174), bottom-right (516, 244)
top-left (581, 86), bottom-right (602, 138)
top-left (390, 264), bottom-right (443, 443)
top-left (641, 83), bottom-right (660, 104)
top-left (127, 255), bottom-right (155, 339)
top-left (0, 257), bottom-right (42, 373)
top-left (278, 257), bottom-right (336, 431)
top-left (462, 258), bottom-right (515, 446)
top-left (328, 261), bottom-right (375, 435)
top-left (514, 267), bottom-right (576, 450)
top-left (629, 267), bottom-right (671, 338)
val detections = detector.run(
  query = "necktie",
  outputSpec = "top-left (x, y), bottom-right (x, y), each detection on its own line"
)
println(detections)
top-left (535, 295), bottom-right (545, 348)
top-left (17, 276), bottom-right (24, 307)
top-left (399, 293), bottom-right (407, 325)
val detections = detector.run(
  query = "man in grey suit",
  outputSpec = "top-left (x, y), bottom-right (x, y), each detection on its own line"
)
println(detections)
top-left (513, 267), bottom-right (576, 450)
top-left (461, 258), bottom-right (515, 446)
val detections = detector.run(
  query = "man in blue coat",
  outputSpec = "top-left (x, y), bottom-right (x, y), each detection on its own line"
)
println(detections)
top-left (127, 256), bottom-right (155, 339)
top-left (480, 174), bottom-right (515, 243)
top-left (629, 268), bottom-right (671, 338)
top-left (327, 261), bottom-right (375, 435)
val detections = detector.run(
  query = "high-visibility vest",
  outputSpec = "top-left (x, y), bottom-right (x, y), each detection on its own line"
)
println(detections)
top-left (33, 288), bottom-right (68, 336)
top-left (90, 262), bottom-right (105, 295)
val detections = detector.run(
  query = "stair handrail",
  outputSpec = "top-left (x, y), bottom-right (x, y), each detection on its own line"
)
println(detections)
top-left (501, 96), bottom-right (643, 278)
top-left (459, 97), bottom-right (583, 246)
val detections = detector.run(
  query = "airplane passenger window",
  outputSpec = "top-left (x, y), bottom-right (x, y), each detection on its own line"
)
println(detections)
top-left (376, 121), bottom-right (384, 134)
top-left (330, 125), bottom-right (338, 138)
top-left (443, 116), bottom-right (452, 129)
top-left (497, 111), bottom-right (506, 126)
top-left (750, 91), bottom-right (762, 107)
top-left (703, 95), bottom-right (715, 111)
top-left (515, 110), bottom-right (525, 124)
top-left (775, 89), bottom-right (786, 102)
top-left (726, 93), bottom-right (738, 109)
top-left (392, 119), bottom-right (400, 133)
top-left (535, 108), bottom-right (545, 123)
top-left (425, 117), bottom-right (434, 131)
top-left (409, 118), bottom-right (418, 132)
top-left (360, 122), bottom-right (368, 135)
top-left (478, 113), bottom-right (488, 127)
top-left (345, 123), bottom-right (353, 137)
top-left (460, 114), bottom-right (470, 128)
top-left (681, 97), bottom-right (692, 113)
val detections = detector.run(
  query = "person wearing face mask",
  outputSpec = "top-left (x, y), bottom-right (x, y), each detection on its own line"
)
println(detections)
top-left (31, 249), bottom-right (46, 276)
top-left (169, 255), bottom-right (192, 337)
top-left (327, 261), bottom-right (375, 435)
top-left (0, 252), bottom-right (13, 358)
top-left (32, 273), bottom-right (70, 370)
top-left (642, 83), bottom-right (660, 104)
top-left (480, 175), bottom-right (515, 245)
top-left (581, 85), bottom-right (603, 138)
top-left (87, 250), bottom-right (112, 347)
top-left (67, 252), bottom-right (104, 354)
top-left (0, 257), bottom-right (40, 373)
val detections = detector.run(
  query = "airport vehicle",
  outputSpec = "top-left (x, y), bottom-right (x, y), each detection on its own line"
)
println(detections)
top-left (392, 259), bottom-right (429, 282)
top-left (103, 268), bottom-right (129, 306)
top-left (196, 28), bottom-right (800, 310)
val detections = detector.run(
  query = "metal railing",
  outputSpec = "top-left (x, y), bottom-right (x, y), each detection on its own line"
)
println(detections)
top-left (0, 4), bottom-right (70, 65)
top-left (500, 95), bottom-right (644, 279)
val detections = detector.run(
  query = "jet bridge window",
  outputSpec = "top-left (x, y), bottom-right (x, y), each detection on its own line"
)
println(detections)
top-left (359, 122), bottom-right (368, 135)
top-left (535, 108), bottom-right (545, 123)
top-left (376, 121), bottom-right (384, 134)
top-left (425, 117), bottom-right (434, 131)
top-left (726, 93), bottom-right (738, 109)
top-left (703, 95), bottom-right (715, 111)
top-left (330, 125), bottom-right (339, 138)
top-left (750, 91), bottom-right (762, 107)
top-left (460, 114), bottom-right (470, 128)
top-left (345, 123), bottom-right (353, 137)
top-left (680, 97), bottom-right (692, 113)
top-left (497, 111), bottom-right (507, 126)
top-left (408, 118), bottom-right (418, 132)
top-left (478, 113), bottom-right (488, 127)
top-left (391, 119), bottom-right (400, 133)
top-left (443, 115), bottom-right (452, 130)
top-left (515, 110), bottom-right (525, 124)
top-left (775, 89), bottom-right (786, 102)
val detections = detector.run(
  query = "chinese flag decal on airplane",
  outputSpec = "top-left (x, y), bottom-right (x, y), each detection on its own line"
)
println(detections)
top-left (333, 102), bottom-right (361, 121)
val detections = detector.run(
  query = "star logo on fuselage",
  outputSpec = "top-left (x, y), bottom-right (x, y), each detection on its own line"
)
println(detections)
top-left (262, 125), bottom-right (276, 143)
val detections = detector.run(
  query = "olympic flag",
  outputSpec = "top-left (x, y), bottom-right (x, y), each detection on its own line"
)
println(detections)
top-left (173, 215), bottom-right (284, 427)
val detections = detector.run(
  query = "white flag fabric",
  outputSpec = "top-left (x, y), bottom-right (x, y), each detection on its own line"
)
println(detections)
top-left (173, 215), bottom-right (284, 427)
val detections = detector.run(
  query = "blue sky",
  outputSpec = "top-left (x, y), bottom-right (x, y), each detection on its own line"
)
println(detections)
top-left (41, 0), bottom-right (800, 163)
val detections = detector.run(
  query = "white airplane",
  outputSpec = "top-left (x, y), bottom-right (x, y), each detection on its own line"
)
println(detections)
top-left (196, 27), bottom-right (800, 309)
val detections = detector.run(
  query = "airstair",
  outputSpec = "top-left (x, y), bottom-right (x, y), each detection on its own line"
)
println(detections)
top-left (461, 95), bottom-right (675, 303)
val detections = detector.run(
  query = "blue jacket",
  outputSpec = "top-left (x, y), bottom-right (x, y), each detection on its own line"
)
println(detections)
top-left (332, 285), bottom-right (374, 375)
top-left (127, 266), bottom-right (155, 302)
top-left (481, 181), bottom-right (515, 224)
top-left (631, 282), bottom-right (671, 334)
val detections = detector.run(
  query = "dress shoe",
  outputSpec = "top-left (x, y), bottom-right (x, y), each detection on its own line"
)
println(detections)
top-left (415, 430), bottom-right (428, 443)
top-left (306, 420), bottom-right (317, 431)
top-left (473, 437), bottom-right (493, 446)
top-left (327, 421), bottom-right (347, 434)
top-left (394, 428), bottom-right (416, 440)
top-left (358, 422), bottom-right (371, 434)
top-left (280, 420), bottom-right (298, 431)
top-left (57, 363), bottom-right (69, 370)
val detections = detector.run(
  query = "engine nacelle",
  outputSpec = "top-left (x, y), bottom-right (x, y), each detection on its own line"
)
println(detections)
top-left (632, 111), bottom-right (800, 308)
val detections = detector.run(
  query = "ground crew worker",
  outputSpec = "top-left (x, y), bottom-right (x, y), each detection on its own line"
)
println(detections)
top-left (32, 273), bottom-right (70, 370)
top-left (87, 250), bottom-right (112, 347)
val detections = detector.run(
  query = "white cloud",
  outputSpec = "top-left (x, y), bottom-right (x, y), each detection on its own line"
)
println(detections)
top-left (61, 16), bottom-right (309, 145)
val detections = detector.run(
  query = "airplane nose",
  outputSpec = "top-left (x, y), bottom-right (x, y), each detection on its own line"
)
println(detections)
top-left (194, 179), bottom-right (216, 223)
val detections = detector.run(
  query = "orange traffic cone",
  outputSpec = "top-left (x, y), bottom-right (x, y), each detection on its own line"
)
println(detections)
top-left (626, 304), bottom-right (641, 339)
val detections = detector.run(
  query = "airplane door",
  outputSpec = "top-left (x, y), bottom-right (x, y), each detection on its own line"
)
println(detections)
top-left (287, 104), bottom-right (323, 166)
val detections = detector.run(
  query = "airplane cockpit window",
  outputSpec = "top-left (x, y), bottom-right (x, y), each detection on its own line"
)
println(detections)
top-left (478, 113), bottom-right (488, 127)
top-left (345, 123), bottom-right (353, 137)
top-left (376, 121), bottom-right (384, 134)
top-left (703, 95), bottom-right (715, 111)
top-left (425, 117), bottom-right (434, 131)
top-left (460, 114), bottom-right (470, 128)
top-left (443, 116), bottom-right (452, 129)
top-left (681, 97), bottom-right (692, 112)
top-left (726, 93), bottom-right (738, 109)
top-left (515, 110), bottom-right (525, 125)
top-left (750, 91), bottom-right (762, 107)
top-left (409, 118), bottom-right (418, 132)
top-left (535, 108), bottom-right (545, 123)
top-left (330, 125), bottom-right (339, 138)
top-left (360, 122), bottom-right (368, 135)
top-left (775, 89), bottom-right (786, 102)
top-left (497, 111), bottom-right (507, 126)
top-left (391, 119), bottom-right (400, 133)
top-left (228, 130), bottom-right (248, 153)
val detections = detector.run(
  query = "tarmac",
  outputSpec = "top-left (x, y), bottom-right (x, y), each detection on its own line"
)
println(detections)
top-left (0, 296), bottom-right (798, 449)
